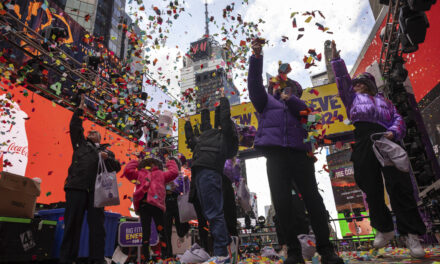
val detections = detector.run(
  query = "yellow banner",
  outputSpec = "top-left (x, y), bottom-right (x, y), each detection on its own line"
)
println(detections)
top-left (178, 83), bottom-right (354, 158)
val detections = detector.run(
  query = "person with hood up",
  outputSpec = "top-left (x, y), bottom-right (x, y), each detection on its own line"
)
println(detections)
top-left (60, 94), bottom-right (121, 264)
top-left (331, 40), bottom-right (426, 258)
top-left (123, 155), bottom-right (179, 263)
top-left (248, 39), bottom-right (343, 264)
top-left (184, 89), bottom-right (239, 264)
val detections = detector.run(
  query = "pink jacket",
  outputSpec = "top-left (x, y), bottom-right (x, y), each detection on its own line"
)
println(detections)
top-left (123, 160), bottom-right (179, 212)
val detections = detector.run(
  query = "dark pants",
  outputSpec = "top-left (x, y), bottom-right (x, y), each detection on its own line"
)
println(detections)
top-left (195, 168), bottom-right (230, 257)
top-left (264, 147), bottom-right (331, 253)
top-left (193, 196), bottom-right (211, 253)
top-left (274, 194), bottom-right (309, 246)
top-left (352, 122), bottom-right (426, 235)
top-left (163, 193), bottom-right (190, 257)
top-left (222, 175), bottom-right (238, 236)
top-left (60, 190), bottom-right (105, 263)
top-left (139, 202), bottom-right (167, 261)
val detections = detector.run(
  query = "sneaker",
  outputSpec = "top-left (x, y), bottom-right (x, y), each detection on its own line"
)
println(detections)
top-left (404, 234), bottom-right (425, 258)
top-left (202, 256), bottom-right (231, 264)
top-left (373, 231), bottom-right (395, 249)
top-left (228, 236), bottom-right (239, 264)
top-left (284, 247), bottom-right (305, 264)
top-left (180, 243), bottom-right (211, 263)
top-left (319, 246), bottom-right (344, 264)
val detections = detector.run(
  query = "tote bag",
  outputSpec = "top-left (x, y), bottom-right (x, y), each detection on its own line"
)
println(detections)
top-left (178, 177), bottom-right (198, 222)
top-left (94, 155), bottom-right (120, 207)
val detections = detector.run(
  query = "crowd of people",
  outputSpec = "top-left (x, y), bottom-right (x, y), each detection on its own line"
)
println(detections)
top-left (58, 39), bottom-right (427, 264)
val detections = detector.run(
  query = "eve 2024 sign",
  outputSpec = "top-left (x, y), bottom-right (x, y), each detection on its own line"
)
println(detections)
top-left (178, 83), bottom-right (354, 158)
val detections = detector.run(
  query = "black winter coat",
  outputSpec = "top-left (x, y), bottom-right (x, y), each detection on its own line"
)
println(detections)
top-left (184, 97), bottom-right (238, 202)
top-left (64, 109), bottom-right (121, 191)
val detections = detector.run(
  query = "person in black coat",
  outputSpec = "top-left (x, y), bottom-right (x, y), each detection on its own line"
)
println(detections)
top-left (60, 94), bottom-right (121, 264)
top-left (184, 89), bottom-right (238, 259)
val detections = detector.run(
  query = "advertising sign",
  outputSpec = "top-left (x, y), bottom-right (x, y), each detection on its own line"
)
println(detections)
top-left (326, 149), bottom-right (364, 211)
top-left (1, 80), bottom-right (141, 216)
top-left (178, 83), bottom-right (354, 158)
top-left (118, 221), bottom-right (158, 247)
top-left (190, 38), bottom-right (211, 61)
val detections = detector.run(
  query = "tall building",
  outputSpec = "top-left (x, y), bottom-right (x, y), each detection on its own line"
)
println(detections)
top-left (64, 0), bottom-right (98, 33)
top-left (369, 0), bottom-right (384, 20)
top-left (180, 3), bottom-right (240, 114)
top-left (59, 0), bottom-right (129, 60)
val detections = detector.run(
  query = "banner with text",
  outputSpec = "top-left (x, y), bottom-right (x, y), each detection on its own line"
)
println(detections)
top-left (178, 83), bottom-right (354, 158)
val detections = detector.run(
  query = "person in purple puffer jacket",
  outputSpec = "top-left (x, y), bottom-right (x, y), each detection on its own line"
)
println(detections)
top-left (331, 40), bottom-right (426, 258)
top-left (248, 39), bottom-right (343, 264)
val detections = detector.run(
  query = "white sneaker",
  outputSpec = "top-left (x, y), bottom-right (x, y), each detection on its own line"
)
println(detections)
top-left (404, 234), bottom-right (425, 258)
top-left (373, 231), bottom-right (395, 248)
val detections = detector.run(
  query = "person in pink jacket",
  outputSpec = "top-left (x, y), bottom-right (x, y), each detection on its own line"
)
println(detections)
top-left (123, 157), bottom-right (179, 263)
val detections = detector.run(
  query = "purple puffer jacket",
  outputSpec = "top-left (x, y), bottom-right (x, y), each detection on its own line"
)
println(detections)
top-left (248, 55), bottom-right (311, 151)
top-left (223, 158), bottom-right (241, 184)
top-left (331, 58), bottom-right (406, 140)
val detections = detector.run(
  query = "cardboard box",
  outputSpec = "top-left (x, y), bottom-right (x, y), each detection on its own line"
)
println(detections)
top-left (0, 172), bottom-right (41, 218)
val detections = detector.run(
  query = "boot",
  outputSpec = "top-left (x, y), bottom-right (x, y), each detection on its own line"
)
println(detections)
top-left (319, 245), bottom-right (344, 264)
top-left (284, 246), bottom-right (305, 264)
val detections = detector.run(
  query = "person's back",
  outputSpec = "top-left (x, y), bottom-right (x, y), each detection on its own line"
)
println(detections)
top-left (183, 91), bottom-right (238, 263)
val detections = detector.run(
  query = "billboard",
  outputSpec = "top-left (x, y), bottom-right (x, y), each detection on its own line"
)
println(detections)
top-left (352, 4), bottom-right (440, 103)
top-left (190, 38), bottom-right (211, 61)
top-left (1, 80), bottom-right (141, 216)
top-left (178, 83), bottom-right (354, 158)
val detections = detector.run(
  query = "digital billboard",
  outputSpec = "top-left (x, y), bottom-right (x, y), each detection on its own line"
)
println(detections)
top-left (1, 79), bottom-right (141, 216)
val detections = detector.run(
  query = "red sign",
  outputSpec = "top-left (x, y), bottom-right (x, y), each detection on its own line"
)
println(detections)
top-left (353, 4), bottom-right (440, 102)
top-left (1, 80), bottom-right (142, 216)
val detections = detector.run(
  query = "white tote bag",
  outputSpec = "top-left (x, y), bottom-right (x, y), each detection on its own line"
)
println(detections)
top-left (178, 177), bottom-right (198, 223)
top-left (94, 155), bottom-right (120, 207)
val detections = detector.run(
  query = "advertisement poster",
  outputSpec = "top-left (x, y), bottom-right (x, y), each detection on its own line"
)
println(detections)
top-left (178, 83), bottom-right (354, 158)
top-left (326, 149), bottom-right (364, 211)
top-left (326, 149), bottom-right (373, 237)
top-left (1, 81), bottom-right (141, 216)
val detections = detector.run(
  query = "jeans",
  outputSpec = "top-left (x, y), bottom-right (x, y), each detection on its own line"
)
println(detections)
top-left (195, 168), bottom-right (230, 257)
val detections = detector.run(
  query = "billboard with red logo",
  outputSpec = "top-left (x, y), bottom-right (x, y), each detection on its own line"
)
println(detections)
top-left (352, 4), bottom-right (440, 103)
top-left (1, 80), bottom-right (141, 216)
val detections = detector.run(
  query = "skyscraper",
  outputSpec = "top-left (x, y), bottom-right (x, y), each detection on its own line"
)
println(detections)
top-left (180, 3), bottom-right (240, 114)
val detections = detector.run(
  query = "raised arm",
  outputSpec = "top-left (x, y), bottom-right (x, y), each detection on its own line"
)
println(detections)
top-left (330, 41), bottom-right (354, 109)
top-left (70, 108), bottom-right (86, 150)
top-left (123, 160), bottom-right (140, 181)
top-left (163, 159), bottom-right (179, 183)
top-left (200, 108), bottom-right (212, 132)
top-left (184, 119), bottom-right (197, 151)
top-left (248, 55), bottom-right (268, 113)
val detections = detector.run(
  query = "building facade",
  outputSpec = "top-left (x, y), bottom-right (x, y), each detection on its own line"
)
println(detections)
top-left (180, 37), bottom-right (240, 114)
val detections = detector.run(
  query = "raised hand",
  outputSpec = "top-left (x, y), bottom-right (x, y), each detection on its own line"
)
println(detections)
top-left (251, 38), bottom-right (264, 57)
top-left (331, 40), bottom-right (341, 59)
